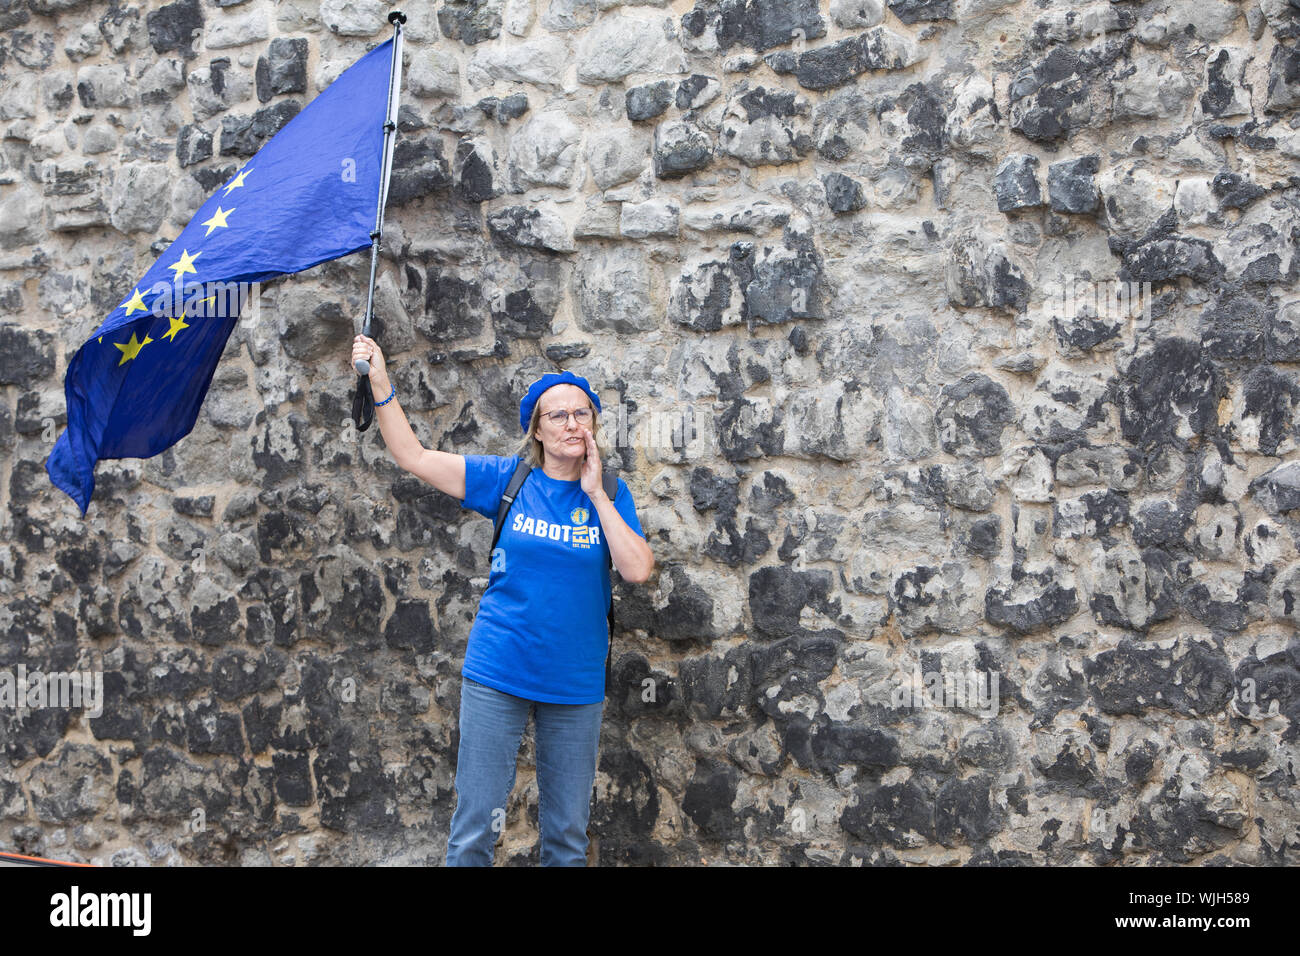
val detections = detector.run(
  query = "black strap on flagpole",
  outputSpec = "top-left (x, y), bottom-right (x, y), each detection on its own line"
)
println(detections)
top-left (352, 10), bottom-right (406, 432)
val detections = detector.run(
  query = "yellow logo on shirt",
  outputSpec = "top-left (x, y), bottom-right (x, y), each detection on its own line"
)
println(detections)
top-left (510, 511), bottom-right (601, 550)
top-left (570, 507), bottom-right (589, 525)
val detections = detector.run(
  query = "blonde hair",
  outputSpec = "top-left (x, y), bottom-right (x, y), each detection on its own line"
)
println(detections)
top-left (513, 391), bottom-right (610, 469)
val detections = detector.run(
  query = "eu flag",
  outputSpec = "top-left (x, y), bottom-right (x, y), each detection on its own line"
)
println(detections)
top-left (46, 37), bottom-right (397, 516)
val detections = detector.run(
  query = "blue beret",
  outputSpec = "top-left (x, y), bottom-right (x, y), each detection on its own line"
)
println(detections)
top-left (520, 370), bottom-right (603, 434)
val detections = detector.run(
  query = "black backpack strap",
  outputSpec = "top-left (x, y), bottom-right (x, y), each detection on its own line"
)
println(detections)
top-left (491, 458), bottom-right (530, 554)
top-left (603, 468), bottom-right (618, 696)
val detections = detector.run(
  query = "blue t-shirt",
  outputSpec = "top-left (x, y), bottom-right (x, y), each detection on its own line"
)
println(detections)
top-left (459, 454), bottom-right (645, 704)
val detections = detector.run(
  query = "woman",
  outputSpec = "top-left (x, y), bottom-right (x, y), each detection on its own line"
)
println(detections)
top-left (350, 334), bottom-right (654, 866)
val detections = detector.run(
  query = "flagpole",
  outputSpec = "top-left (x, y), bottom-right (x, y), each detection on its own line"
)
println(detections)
top-left (354, 10), bottom-right (406, 380)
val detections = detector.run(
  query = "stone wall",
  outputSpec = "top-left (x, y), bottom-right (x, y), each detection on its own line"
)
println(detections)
top-left (2, 0), bottom-right (1300, 865)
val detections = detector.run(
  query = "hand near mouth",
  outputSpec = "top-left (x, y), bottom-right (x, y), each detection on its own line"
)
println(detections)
top-left (578, 427), bottom-right (604, 500)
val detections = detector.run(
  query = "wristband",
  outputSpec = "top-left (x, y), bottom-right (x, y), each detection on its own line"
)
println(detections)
top-left (375, 382), bottom-right (396, 407)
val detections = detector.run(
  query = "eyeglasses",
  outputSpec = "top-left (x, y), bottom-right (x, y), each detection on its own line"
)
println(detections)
top-left (542, 407), bottom-right (593, 426)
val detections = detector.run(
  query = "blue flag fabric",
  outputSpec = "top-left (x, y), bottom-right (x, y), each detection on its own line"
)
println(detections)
top-left (46, 38), bottom-right (395, 516)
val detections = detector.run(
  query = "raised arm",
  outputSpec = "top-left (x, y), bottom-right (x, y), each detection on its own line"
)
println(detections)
top-left (352, 334), bottom-right (467, 501)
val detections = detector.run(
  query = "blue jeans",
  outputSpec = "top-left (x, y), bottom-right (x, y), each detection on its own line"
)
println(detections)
top-left (445, 677), bottom-right (604, 866)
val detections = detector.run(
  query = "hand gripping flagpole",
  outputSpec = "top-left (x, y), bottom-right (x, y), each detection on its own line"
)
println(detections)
top-left (352, 10), bottom-right (406, 431)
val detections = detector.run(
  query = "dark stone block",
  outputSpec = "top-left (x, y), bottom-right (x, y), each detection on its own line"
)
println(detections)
top-left (994, 154), bottom-right (1042, 211)
top-left (1118, 338), bottom-right (1223, 451)
top-left (176, 124), bottom-right (213, 167)
top-left (965, 514), bottom-right (1002, 558)
top-left (1200, 285), bottom-right (1272, 362)
top-left (682, 757), bottom-right (742, 841)
top-left (251, 415), bottom-right (309, 489)
top-left (670, 261), bottom-right (733, 332)
top-left (389, 136), bottom-right (452, 205)
top-left (273, 752), bottom-right (313, 805)
top-left (1031, 736), bottom-right (1101, 795)
top-left (478, 92), bottom-right (529, 123)
top-left (701, 511), bottom-right (769, 566)
top-left (256, 37), bottom-right (308, 104)
top-left (840, 780), bottom-right (934, 846)
top-left (146, 648), bottom-right (210, 698)
top-left (54, 541), bottom-right (100, 586)
top-left (192, 164), bottom-right (237, 193)
top-left (185, 700), bottom-right (245, 755)
top-left (1084, 638), bottom-right (1235, 717)
top-left (626, 80), bottom-right (675, 122)
top-left (888, 0), bottom-right (953, 24)
top-left (453, 138), bottom-right (498, 203)
top-left (146, 0), bottom-right (203, 58)
top-left (677, 644), bottom-right (753, 720)
top-left (1250, 461), bottom-right (1300, 514)
top-left (212, 649), bottom-right (284, 700)
top-left (1054, 489), bottom-right (1129, 539)
top-left (748, 566), bottom-right (836, 640)
top-left (382, 599), bottom-right (438, 653)
top-left (1130, 775), bottom-right (1246, 863)
top-left (191, 594), bottom-right (241, 646)
top-left (173, 494), bottom-right (214, 517)
top-left (1008, 41), bottom-right (1125, 144)
top-left (438, 0), bottom-right (501, 45)
top-left (1212, 170), bottom-right (1267, 210)
top-left (1233, 645), bottom-right (1300, 743)
top-left (487, 206), bottom-right (567, 251)
top-left (738, 226), bottom-right (824, 325)
top-left (242, 696), bottom-right (278, 753)
top-left (822, 171), bottom-right (867, 213)
top-left (590, 749), bottom-right (661, 863)
top-left (1, 707), bottom-right (70, 763)
top-left (1117, 236), bottom-right (1222, 284)
top-left (716, 395), bottom-right (784, 460)
top-left (607, 653), bottom-right (679, 718)
top-left (1132, 501), bottom-right (1189, 550)
top-left (1266, 41), bottom-right (1300, 110)
top-left (490, 289), bottom-right (552, 339)
top-left (1047, 154), bottom-right (1099, 213)
top-left (794, 34), bottom-right (873, 91)
top-left (543, 342), bottom-right (590, 361)
top-left (1124, 739), bottom-right (1159, 782)
top-left (240, 567), bottom-right (301, 647)
top-left (984, 569), bottom-right (1078, 634)
top-left (936, 773), bottom-right (999, 846)
top-left (423, 270), bottom-right (487, 341)
top-left (936, 373), bottom-right (1015, 457)
top-left (751, 470), bottom-right (795, 513)
top-left (1200, 48), bottom-right (1241, 117)
top-left (0, 0), bottom-right (30, 31)
top-left (617, 564), bottom-right (722, 643)
top-left (811, 720), bottom-right (900, 772)
top-left (0, 325), bottom-right (56, 387)
top-left (1242, 367), bottom-right (1300, 456)
top-left (219, 101), bottom-right (301, 157)
top-left (653, 121), bottom-right (714, 179)
top-left (1008, 47), bottom-right (1087, 143)
top-left (680, 0), bottom-right (826, 54)
top-left (677, 74), bottom-right (715, 110)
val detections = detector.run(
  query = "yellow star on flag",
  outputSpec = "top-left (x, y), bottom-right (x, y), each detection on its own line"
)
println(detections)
top-left (201, 206), bottom-right (234, 237)
top-left (223, 168), bottom-right (252, 196)
top-left (161, 315), bottom-right (190, 342)
top-left (121, 287), bottom-right (148, 316)
top-left (168, 249), bottom-right (201, 282)
top-left (114, 330), bottom-right (154, 366)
